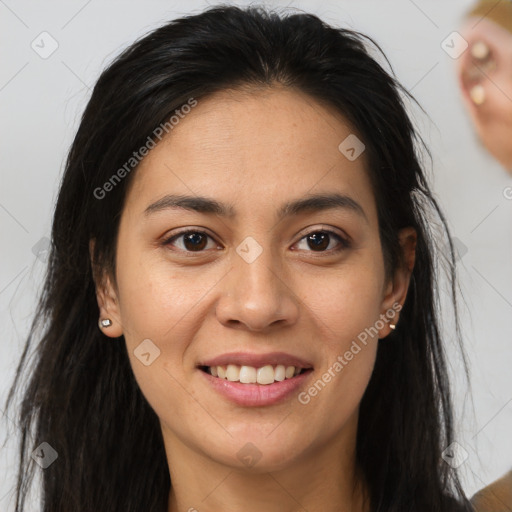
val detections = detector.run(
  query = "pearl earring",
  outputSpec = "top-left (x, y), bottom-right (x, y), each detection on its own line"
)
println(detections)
top-left (98, 318), bottom-right (112, 329)
top-left (470, 40), bottom-right (489, 60)
top-left (469, 84), bottom-right (485, 105)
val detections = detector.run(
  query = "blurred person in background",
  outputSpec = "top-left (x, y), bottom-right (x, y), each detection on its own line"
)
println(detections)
top-left (456, 1), bottom-right (512, 510)
top-left (457, 0), bottom-right (512, 174)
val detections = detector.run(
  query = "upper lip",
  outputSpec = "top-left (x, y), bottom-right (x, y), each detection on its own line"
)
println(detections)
top-left (198, 351), bottom-right (314, 369)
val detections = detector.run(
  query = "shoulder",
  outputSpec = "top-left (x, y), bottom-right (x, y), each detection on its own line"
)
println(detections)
top-left (471, 469), bottom-right (512, 512)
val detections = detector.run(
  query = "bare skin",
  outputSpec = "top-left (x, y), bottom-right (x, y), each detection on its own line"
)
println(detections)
top-left (92, 86), bottom-right (416, 512)
top-left (457, 17), bottom-right (512, 173)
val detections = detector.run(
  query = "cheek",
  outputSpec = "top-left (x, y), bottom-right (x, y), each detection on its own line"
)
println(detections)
top-left (302, 259), bottom-right (385, 345)
top-left (296, 278), bottom-right (381, 448)
top-left (113, 252), bottom-right (211, 400)
top-left (115, 257), bottom-right (209, 421)
top-left (293, 258), bottom-right (384, 412)
top-left (115, 249), bottom-right (209, 342)
top-left (307, 272), bottom-right (382, 382)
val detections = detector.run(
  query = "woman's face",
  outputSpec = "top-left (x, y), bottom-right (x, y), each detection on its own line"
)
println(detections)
top-left (95, 87), bottom-right (414, 474)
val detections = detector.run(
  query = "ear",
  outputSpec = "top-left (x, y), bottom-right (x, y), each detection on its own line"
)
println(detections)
top-left (456, 19), bottom-right (512, 171)
top-left (456, 17), bottom-right (512, 115)
top-left (457, 34), bottom-right (496, 108)
top-left (89, 239), bottom-right (123, 338)
top-left (378, 227), bottom-right (416, 338)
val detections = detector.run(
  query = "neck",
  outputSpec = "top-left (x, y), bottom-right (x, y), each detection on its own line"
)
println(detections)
top-left (163, 414), bottom-right (371, 512)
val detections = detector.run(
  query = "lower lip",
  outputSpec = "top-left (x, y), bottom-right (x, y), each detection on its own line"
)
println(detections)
top-left (199, 368), bottom-right (313, 407)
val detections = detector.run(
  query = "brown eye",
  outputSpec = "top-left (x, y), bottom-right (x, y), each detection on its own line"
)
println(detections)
top-left (294, 230), bottom-right (350, 253)
top-left (163, 230), bottom-right (216, 252)
top-left (163, 228), bottom-right (350, 255)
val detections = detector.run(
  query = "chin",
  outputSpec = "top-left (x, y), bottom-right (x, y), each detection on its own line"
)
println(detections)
top-left (205, 433), bottom-right (307, 473)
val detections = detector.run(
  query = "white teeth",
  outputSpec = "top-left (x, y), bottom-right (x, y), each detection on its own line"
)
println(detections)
top-left (239, 365), bottom-right (257, 384)
top-left (226, 364), bottom-right (239, 382)
top-left (274, 365), bottom-right (286, 381)
top-left (207, 364), bottom-right (306, 384)
top-left (256, 365), bottom-right (274, 385)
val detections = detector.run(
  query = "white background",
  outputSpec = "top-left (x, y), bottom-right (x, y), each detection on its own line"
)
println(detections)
top-left (1, 0), bottom-right (511, 509)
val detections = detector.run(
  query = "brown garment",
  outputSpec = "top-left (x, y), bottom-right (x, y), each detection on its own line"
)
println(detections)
top-left (471, 470), bottom-right (512, 512)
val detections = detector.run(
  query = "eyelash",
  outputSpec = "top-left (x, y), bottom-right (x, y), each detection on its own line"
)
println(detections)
top-left (162, 228), bottom-right (351, 255)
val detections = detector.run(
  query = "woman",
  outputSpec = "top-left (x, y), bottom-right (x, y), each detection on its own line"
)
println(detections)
top-left (5, 5), bottom-right (474, 512)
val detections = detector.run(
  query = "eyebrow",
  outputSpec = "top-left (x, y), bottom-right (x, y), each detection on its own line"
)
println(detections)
top-left (143, 192), bottom-right (368, 223)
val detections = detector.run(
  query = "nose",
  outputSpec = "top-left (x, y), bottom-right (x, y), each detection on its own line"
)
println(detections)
top-left (215, 244), bottom-right (300, 332)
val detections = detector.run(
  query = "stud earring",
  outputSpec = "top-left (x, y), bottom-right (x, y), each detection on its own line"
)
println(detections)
top-left (471, 40), bottom-right (489, 61)
top-left (98, 318), bottom-right (112, 329)
top-left (389, 323), bottom-right (396, 330)
top-left (469, 84), bottom-right (485, 105)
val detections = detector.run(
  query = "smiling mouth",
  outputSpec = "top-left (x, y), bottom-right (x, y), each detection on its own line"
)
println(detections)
top-left (198, 364), bottom-right (312, 385)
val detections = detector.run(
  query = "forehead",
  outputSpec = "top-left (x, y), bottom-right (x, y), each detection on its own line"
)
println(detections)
top-left (124, 86), bottom-right (377, 224)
